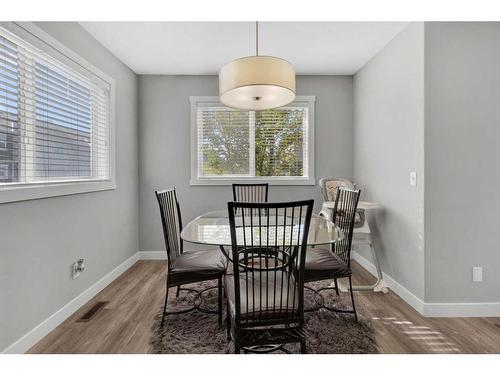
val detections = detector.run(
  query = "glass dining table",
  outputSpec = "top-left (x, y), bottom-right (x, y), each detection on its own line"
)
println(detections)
top-left (180, 210), bottom-right (344, 250)
top-left (180, 209), bottom-right (344, 316)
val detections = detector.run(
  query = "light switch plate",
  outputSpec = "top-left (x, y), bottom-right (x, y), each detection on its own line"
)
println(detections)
top-left (410, 171), bottom-right (417, 186)
top-left (473, 266), bottom-right (483, 282)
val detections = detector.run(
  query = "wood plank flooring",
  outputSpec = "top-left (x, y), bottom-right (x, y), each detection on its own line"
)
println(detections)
top-left (28, 260), bottom-right (500, 354)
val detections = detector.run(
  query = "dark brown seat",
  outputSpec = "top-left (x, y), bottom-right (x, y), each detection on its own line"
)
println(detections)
top-left (304, 187), bottom-right (361, 320)
top-left (155, 188), bottom-right (226, 326)
top-left (169, 249), bottom-right (227, 285)
top-left (304, 247), bottom-right (351, 282)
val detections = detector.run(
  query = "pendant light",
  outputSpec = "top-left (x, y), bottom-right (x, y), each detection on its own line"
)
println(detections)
top-left (219, 22), bottom-right (296, 110)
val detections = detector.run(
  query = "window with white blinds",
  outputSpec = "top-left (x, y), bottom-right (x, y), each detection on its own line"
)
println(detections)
top-left (0, 25), bottom-right (112, 194)
top-left (191, 96), bottom-right (315, 185)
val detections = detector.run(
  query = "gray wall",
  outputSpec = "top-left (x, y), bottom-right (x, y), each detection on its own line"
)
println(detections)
top-left (424, 22), bottom-right (500, 303)
top-left (0, 22), bottom-right (139, 351)
top-left (138, 75), bottom-right (353, 252)
top-left (353, 23), bottom-right (425, 299)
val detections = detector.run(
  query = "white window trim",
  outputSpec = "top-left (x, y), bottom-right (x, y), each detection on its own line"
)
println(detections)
top-left (0, 22), bottom-right (116, 204)
top-left (190, 95), bottom-right (316, 186)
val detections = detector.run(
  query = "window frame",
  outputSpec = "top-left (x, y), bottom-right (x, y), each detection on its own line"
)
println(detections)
top-left (0, 22), bottom-right (116, 204)
top-left (190, 95), bottom-right (315, 186)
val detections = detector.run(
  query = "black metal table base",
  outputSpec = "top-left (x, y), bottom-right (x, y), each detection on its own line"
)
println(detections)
top-left (194, 285), bottom-right (220, 314)
top-left (167, 285), bottom-right (220, 315)
top-left (304, 285), bottom-right (351, 314)
top-left (303, 285), bottom-right (325, 312)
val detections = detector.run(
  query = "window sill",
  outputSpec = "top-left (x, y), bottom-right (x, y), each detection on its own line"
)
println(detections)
top-left (0, 179), bottom-right (116, 204)
top-left (190, 178), bottom-right (316, 186)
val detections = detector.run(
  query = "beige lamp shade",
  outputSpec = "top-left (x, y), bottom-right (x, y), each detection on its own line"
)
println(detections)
top-left (219, 56), bottom-right (296, 110)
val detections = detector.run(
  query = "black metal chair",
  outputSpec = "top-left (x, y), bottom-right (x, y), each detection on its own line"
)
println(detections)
top-left (224, 200), bottom-right (314, 354)
top-left (232, 183), bottom-right (269, 203)
top-left (155, 188), bottom-right (226, 326)
top-left (304, 187), bottom-right (361, 321)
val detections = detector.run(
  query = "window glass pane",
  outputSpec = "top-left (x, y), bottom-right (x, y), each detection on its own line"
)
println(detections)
top-left (35, 61), bottom-right (91, 178)
top-left (194, 101), bottom-right (310, 181)
top-left (0, 35), bottom-right (20, 183)
top-left (255, 108), bottom-right (305, 177)
top-left (200, 109), bottom-right (250, 176)
top-left (0, 26), bottom-right (110, 186)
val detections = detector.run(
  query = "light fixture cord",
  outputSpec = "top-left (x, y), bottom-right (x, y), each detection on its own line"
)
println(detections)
top-left (255, 21), bottom-right (259, 56)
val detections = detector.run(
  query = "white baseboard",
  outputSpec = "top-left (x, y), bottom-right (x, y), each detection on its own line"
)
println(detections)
top-left (2, 252), bottom-right (139, 354)
top-left (138, 250), bottom-right (166, 260)
top-left (351, 250), bottom-right (500, 318)
top-left (351, 250), bottom-right (425, 315)
top-left (423, 302), bottom-right (500, 317)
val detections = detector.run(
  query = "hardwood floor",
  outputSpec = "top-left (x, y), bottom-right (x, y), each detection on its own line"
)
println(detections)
top-left (28, 260), bottom-right (500, 354)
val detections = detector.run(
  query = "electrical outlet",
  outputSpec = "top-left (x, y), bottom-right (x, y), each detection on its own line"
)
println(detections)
top-left (72, 259), bottom-right (85, 279)
top-left (410, 171), bottom-right (417, 186)
top-left (472, 266), bottom-right (483, 282)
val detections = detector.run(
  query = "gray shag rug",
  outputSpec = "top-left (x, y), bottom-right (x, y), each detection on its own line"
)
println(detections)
top-left (150, 280), bottom-right (378, 354)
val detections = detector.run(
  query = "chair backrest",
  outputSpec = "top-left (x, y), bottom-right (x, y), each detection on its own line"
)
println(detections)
top-left (319, 177), bottom-right (355, 202)
top-left (155, 188), bottom-right (183, 269)
top-left (227, 199), bottom-right (314, 328)
top-left (331, 187), bottom-right (361, 268)
top-left (232, 183), bottom-right (269, 203)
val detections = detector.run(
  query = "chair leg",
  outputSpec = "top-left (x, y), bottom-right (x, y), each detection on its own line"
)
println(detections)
top-left (333, 277), bottom-right (340, 296)
top-left (234, 343), bottom-right (241, 354)
top-left (226, 297), bottom-right (231, 340)
top-left (348, 276), bottom-right (358, 322)
top-left (218, 275), bottom-right (223, 325)
top-left (176, 285), bottom-right (181, 297)
top-left (160, 281), bottom-right (170, 327)
top-left (300, 339), bottom-right (307, 354)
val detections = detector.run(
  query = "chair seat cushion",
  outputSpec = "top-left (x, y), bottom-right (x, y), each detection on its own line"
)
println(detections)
top-left (304, 247), bottom-right (351, 282)
top-left (225, 271), bottom-right (299, 321)
top-left (169, 248), bottom-right (226, 284)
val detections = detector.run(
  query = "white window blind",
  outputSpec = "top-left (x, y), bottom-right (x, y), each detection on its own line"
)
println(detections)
top-left (198, 107), bottom-right (251, 177)
top-left (0, 27), bottom-right (110, 186)
top-left (254, 108), bottom-right (308, 178)
top-left (191, 96), bottom-right (315, 185)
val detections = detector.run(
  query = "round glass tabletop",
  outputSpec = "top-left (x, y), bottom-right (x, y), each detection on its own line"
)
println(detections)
top-left (181, 210), bottom-right (344, 247)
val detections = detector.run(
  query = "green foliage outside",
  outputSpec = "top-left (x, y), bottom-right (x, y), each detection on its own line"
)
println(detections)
top-left (201, 110), bottom-right (250, 175)
top-left (255, 109), bottom-right (304, 177)
top-left (201, 108), bottom-right (305, 177)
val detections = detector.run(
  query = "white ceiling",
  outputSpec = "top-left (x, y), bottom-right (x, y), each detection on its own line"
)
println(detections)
top-left (80, 22), bottom-right (408, 75)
